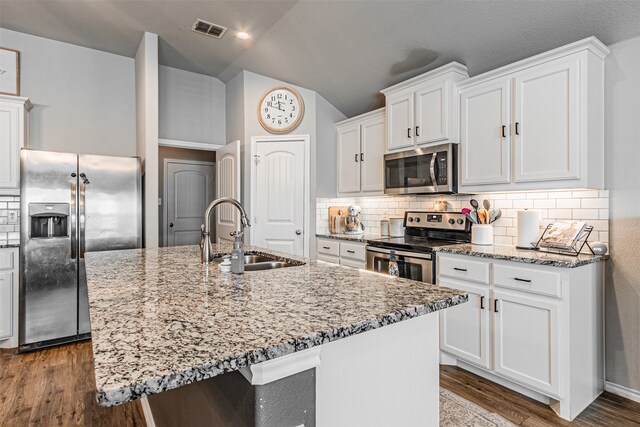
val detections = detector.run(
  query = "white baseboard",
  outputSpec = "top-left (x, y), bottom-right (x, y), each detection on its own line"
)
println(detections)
top-left (605, 381), bottom-right (640, 403)
top-left (140, 397), bottom-right (156, 427)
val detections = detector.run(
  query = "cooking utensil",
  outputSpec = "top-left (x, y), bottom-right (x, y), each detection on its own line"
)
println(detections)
top-left (494, 210), bottom-right (502, 222)
top-left (483, 199), bottom-right (491, 210)
top-left (489, 209), bottom-right (498, 224)
top-left (478, 209), bottom-right (487, 224)
top-left (461, 208), bottom-right (472, 215)
top-left (470, 199), bottom-right (479, 215)
top-left (465, 213), bottom-right (476, 224)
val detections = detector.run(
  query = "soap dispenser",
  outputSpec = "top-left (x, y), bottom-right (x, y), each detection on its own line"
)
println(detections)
top-left (230, 232), bottom-right (245, 274)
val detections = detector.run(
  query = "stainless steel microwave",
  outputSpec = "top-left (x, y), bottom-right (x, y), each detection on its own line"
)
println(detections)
top-left (384, 143), bottom-right (458, 195)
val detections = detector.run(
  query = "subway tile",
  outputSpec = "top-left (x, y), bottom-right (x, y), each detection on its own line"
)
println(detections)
top-left (513, 200), bottom-right (534, 209)
top-left (599, 190), bottom-right (610, 198)
top-left (573, 209), bottom-right (599, 220)
top-left (547, 191), bottom-right (573, 199)
top-left (526, 192), bottom-right (548, 199)
top-left (493, 200), bottom-right (513, 209)
top-left (556, 199), bottom-right (581, 209)
top-left (506, 193), bottom-right (527, 200)
top-left (581, 198), bottom-right (609, 209)
top-left (599, 209), bottom-right (609, 220)
top-left (599, 231), bottom-right (609, 243)
top-left (533, 199), bottom-right (556, 209)
top-left (7, 232), bottom-right (19, 240)
top-left (572, 190), bottom-right (599, 198)
top-left (589, 220), bottom-right (609, 231)
top-left (7, 202), bottom-right (19, 209)
top-left (495, 236), bottom-right (514, 245)
top-left (548, 209), bottom-right (573, 219)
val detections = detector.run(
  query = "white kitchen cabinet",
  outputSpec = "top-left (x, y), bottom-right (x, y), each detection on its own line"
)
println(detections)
top-left (0, 95), bottom-right (32, 195)
top-left (493, 288), bottom-right (559, 395)
top-left (336, 108), bottom-right (385, 196)
top-left (316, 238), bottom-right (366, 269)
top-left (381, 62), bottom-right (468, 152)
top-left (437, 252), bottom-right (604, 421)
top-left (458, 37), bottom-right (609, 192)
top-left (0, 248), bottom-right (19, 348)
top-left (460, 78), bottom-right (511, 186)
top-left (438, 276), bottom-right (491, 369)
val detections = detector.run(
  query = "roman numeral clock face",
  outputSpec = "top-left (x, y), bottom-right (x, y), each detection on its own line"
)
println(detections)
top-left (258, 86), bottom-right (304, 133)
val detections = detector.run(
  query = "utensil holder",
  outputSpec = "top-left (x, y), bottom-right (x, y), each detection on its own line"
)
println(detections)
top-left (472, 224), bottom-right (494, 246)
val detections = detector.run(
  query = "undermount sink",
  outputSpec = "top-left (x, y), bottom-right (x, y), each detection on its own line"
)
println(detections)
top-left (212, 253), bottom-right (301, 271)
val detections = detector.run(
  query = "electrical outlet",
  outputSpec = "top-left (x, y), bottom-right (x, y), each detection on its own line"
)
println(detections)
top-left (7, 210), bottom-right (18, 224)
top-left (158, 197), bottom-right (162, 206)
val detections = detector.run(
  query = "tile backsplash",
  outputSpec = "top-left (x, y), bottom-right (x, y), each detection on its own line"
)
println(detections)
top-left (317, 190), bottom-right (609, 247)
top-left (0, 196), bottom-right (20, 246)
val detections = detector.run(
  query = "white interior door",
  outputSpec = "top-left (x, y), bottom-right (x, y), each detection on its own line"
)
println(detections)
top-left (254, 139), bottom-right (305, 256)
top-left (216, 140), bottom-right (241, 244)
top-left (166, 161), bottom-right (215, 246)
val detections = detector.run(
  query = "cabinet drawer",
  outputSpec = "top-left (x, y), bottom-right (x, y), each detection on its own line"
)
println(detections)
top-left (0, 250), bottom-right (14, 271)
top-left (317, 239), bottom-right (340, 256)
top-left (340, 257), bottom-right (366, 270)
top-left (317, 253), bottom-right (340, 265)
top-left (340, 242), bottom-right (366, 261)
top-left (494, 264), bottom-right (561, 298)
top-left (438, 255), bottom-right (490, 284)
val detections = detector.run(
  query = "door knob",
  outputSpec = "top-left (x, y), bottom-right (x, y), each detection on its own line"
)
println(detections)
top-left (295, 229), bottom-right (302, 235)
top-left (169, 223), bottom-right (174, 228)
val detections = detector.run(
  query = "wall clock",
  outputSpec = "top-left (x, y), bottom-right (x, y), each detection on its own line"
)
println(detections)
top-left (258, 86), bottom-right (304, 133)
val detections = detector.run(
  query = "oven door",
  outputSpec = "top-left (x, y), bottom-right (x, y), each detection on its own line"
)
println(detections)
top-left (366, 246), bottom-right (434, 284)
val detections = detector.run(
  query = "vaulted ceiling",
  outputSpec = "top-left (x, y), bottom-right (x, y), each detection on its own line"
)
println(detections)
top-left (2, 0), bottom-right (640, 117)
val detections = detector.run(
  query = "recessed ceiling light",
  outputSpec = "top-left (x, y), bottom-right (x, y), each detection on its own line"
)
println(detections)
top-left (236, 31), bottom-right (251, 40)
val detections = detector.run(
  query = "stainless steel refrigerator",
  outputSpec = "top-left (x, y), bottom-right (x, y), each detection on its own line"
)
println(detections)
top-left (19, 149), bottom-right (142, 351)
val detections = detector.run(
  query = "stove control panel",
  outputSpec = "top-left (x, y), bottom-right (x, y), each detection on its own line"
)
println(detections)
top-left (404, 211), bottom-right (468, 231)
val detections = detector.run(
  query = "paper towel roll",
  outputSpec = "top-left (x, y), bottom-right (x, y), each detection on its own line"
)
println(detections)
top-left (517, 210), bottom-right (540, 249)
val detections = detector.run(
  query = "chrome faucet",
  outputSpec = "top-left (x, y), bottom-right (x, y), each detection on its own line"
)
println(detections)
top-left (201, 197), bottom-right (251, 263)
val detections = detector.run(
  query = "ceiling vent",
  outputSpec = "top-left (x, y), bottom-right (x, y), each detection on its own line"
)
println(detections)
top-left (191, 19), bottom-right (228, 39)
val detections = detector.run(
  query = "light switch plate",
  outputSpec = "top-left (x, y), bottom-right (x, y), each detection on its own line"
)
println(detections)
top-left (7, 210), bottom-right (18, 224)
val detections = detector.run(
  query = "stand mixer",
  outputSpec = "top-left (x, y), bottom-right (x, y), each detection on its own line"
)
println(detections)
top-left (343, 205), bottom-right (365, 235)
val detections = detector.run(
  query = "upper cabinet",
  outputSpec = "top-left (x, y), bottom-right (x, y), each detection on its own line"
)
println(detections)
top-left (459, 37), bottom-right (610, 192)
top-left (0, 95), bottom-right (32, 195)
top-left (381, 63), bottom-right (469, 152)
top-left (337, 108), bottom-right (385, 196)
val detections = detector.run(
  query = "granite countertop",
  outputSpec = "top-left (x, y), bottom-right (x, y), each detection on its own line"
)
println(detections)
top-left (316, 233), bottom-right (381, 242)
top-left (0, 243), bottom-right (19, 249)
top-left (85, 244), bottom-right (467, 407)
top-left (434, 243), bottom-right (608, 268)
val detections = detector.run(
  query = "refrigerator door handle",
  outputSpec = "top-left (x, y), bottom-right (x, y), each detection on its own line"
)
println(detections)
top-left (79, 178), bottom-right (87, 258)
top-left (70, 179), bottom-right (77, 260)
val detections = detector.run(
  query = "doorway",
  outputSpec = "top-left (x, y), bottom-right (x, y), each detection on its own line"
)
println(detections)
top-left (251, 135), bottom-right (310, 257)
top-left (163, 159), bottom-right (215, 246)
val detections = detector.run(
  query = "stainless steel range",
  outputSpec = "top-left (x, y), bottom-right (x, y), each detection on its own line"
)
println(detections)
top-left (366, 211), bottom-right (471, 284)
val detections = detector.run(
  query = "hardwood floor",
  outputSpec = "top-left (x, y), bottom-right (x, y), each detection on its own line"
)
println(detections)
top-left (441, 365), bottom-right (640, 426)
top-left (0, 342), bottom-right (145, 426)
top-left (2, 342), bottom-right (639, 426)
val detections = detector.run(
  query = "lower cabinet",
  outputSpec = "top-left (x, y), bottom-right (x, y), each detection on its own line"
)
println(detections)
top-left (316, 238), bottom-right (366, 269)
top-left (437, 252), bottom-right (603, 421)
top-left (0, 248), bottom-right (18, 348)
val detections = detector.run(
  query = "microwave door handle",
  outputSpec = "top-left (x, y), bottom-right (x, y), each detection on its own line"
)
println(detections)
top-left (429, 154), bottom-right (438, 190)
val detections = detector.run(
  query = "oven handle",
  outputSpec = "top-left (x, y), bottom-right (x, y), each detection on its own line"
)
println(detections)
top-left (366, 246), bottom-right (432, 260)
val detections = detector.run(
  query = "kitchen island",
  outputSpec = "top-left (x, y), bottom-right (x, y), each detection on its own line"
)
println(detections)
top-left (85, 244), bottom-right (467, 426)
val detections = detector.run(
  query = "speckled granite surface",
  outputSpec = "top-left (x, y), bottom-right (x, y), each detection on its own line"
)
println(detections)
top-left (85, 244), bottom-right (467, 407)
top-left (434, 244), bottom-right (608, 268)
top-left (0, 243), bottom-right (19, 248)
top-left (316, 233), bottom-right (381, 242)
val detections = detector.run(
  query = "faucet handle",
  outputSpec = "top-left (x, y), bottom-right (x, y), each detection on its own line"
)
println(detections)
top-left (230, 230), bottom-right (244, 238)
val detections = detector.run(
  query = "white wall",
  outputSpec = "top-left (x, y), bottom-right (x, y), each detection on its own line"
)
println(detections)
top-left (604, 35), bottom-right (640, 392)
top-left (0, 28), bottom-right (136, 156)
top-left (225, 71), bottom-right (245, 144)
top-left (316, 94), bottom-right (346, 198)
top-left (159, 65), bottom-right (225, 145)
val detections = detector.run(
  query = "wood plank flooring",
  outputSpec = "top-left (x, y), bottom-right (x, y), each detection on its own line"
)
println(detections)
top-left (2, 342), bottom-right (639, 426)
top-left (441, 365), bottom-right (640, 426)
top-left (0, 342), bottom-right (145, 426)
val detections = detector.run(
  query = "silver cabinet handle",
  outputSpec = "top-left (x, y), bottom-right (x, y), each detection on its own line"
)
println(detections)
top-left (295, 229), bottom-right (302, 235)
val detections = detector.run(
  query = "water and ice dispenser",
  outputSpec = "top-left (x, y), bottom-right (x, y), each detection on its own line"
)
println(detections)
top-left (29, 203), bottom-right (70, 238)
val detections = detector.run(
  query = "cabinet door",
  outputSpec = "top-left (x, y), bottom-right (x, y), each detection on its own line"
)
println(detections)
top-left (360, 114), bottom-right (385, 193)
top-left (513, 56), bottom-right (580, 182)
top-left (386, 92), bottom-right (414, 151)
top-left (0, 103), bottom-right (21, 191)
top-left (415, 80), bottom-right (448, 145)
top-left (439, 276), bottom-right (491, 369)
top-left (460, 78), bottom-right (511, 185)
top-left (337, 123), bottom-right (361, 194)
top-left (0, 272), bottom-right (12, 340)
top-left (493, 289), bottom-right (559, 395)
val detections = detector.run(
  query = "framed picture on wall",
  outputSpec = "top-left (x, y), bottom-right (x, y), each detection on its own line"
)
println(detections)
top-left (0, 47), bottom-right (20, 96)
